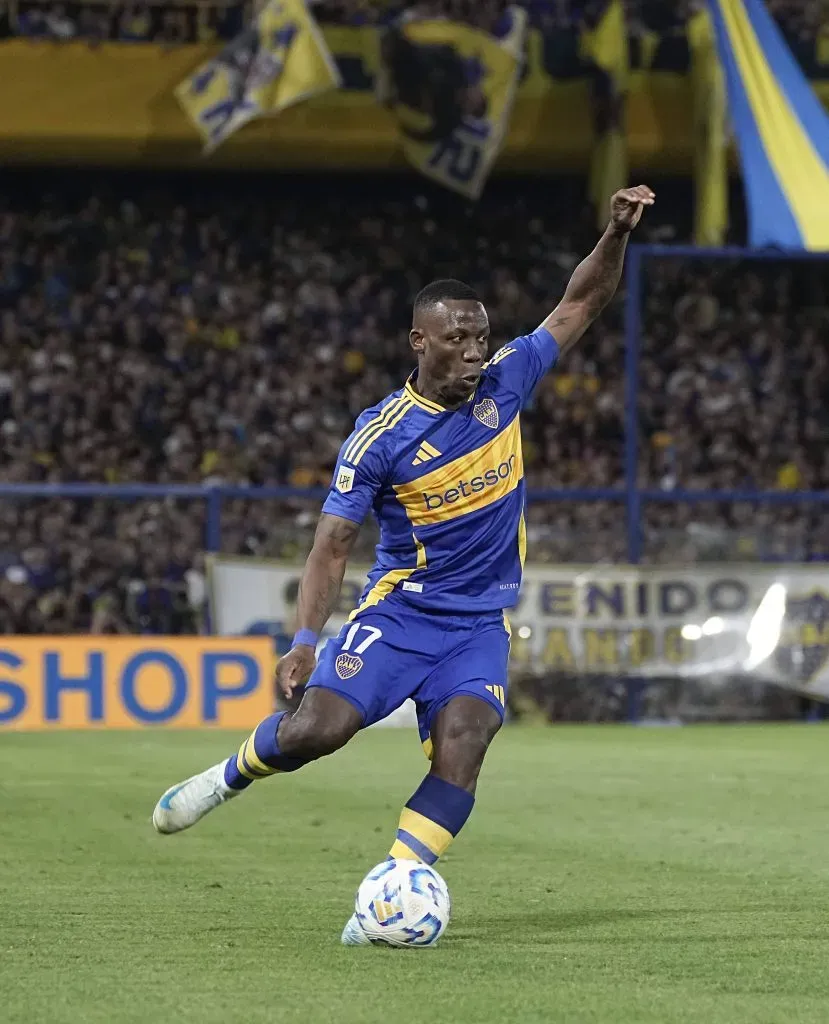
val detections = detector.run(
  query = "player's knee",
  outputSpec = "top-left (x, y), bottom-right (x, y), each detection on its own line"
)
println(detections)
top-left (430, 697), bottom-right (502, 791)
top-left (279, 691), bottom-right (362, 759)
top-left (443, 720), bottom-right (491, 764)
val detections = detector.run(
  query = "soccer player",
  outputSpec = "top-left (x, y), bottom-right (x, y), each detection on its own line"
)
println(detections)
top-left (152, 186), bottom-right (654, 942)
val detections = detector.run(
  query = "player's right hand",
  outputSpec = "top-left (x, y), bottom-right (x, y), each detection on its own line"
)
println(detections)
top-left (275, 644), bottom-right (317, 700)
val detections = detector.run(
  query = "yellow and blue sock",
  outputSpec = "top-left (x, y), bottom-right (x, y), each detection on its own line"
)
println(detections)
top-left (223, 711), bottom-right (308, 791)
top-left (389, 774), bottom-right (475, 865)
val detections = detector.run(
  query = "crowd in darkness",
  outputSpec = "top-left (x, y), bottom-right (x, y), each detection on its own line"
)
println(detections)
top-left (1, 0), bottom-right (827, 79)
top-left (2, 170), bottom-right (829, 635)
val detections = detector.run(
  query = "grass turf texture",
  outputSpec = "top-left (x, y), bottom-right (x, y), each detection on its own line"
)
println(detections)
top-left (2, 726), bottom-right (829, 1023)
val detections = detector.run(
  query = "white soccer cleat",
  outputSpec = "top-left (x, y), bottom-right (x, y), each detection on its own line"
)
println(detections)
top-left (152, 761), bottom-right (240, 835)
top-left (340, 912), bottom-right (372, 946)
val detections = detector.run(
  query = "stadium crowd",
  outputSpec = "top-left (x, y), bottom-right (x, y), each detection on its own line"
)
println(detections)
top-left (2, 171), bottom-right (829, 634)
top-left (1, 0), bottom-right (826, 80)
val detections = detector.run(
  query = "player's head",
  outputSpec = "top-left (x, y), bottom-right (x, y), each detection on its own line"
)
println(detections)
top-left (410, 279), bottom-right (489, 406)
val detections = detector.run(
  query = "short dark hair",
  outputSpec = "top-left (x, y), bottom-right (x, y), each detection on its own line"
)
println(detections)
top-left (413, 279), bottom-right (481, 316)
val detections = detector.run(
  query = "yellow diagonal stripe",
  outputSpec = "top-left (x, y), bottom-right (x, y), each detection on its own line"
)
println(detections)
top-left (348, 534), bottom-right (426, 619)
top-left (351, 398), bottom-right (413, 466)
top-left (344, 396), bottom-right (407, 464)
top-left (394, 416), bottom-right (523, 527)
top-left (720, 0), bottom-right (829, 248)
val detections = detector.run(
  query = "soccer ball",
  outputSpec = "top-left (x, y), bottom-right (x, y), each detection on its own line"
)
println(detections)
top-left (353, 858), bottom-right (451, 947)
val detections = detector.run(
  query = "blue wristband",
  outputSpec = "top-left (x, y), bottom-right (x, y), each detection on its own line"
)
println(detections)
top-left (292, 629), bottom-right (319, 648)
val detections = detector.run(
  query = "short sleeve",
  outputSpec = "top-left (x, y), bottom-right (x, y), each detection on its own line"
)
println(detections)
top-left (321, 424), bottom-right (387, 526)
top-left (487, 327), bottom-right (559, 406)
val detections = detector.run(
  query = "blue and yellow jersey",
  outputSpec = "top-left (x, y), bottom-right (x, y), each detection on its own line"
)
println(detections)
top-left (323, 327), bottom-right (559, 615)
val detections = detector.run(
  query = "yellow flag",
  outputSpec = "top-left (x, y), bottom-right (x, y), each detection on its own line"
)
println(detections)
top-left (176, 0), bottom-right (340, 153)
top-left (581, 0), bottom-right (629, 228)
top-left (689, 10), bottom-right (728, 246)
top-left (378, 7), bottom-right (527, 200)
top-left (709, 0), bottom-right (829, 249)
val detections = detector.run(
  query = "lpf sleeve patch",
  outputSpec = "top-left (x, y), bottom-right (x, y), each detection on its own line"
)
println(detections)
top-left (336, 466), bottom-right (356, 493)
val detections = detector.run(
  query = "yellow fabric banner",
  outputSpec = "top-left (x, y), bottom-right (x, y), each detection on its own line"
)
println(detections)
top-left (709, 0), bottom-right (829, 249)
top-left (689, 10), bottom-right (728, 246)
top-left (3, 29), bottom-right (828, 171)
top-left (176, 0), bottom-right (340, 152)
top-left (582, 0), bottom-right (630, 228)
top-left (377, 8), bottom-right (527, 198)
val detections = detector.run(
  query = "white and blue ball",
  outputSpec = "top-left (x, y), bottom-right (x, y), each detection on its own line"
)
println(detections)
top-left (353, 858), bottom-right (450, 947)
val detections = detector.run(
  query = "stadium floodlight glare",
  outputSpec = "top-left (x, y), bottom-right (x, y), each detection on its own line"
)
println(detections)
top-left (744, 583), bottom-right (787, 672)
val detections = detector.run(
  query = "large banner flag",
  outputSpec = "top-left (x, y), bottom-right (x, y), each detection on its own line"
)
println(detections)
top-left (708, 0), bottom-right (829, 249)
top-left (581, 0), bottom-right (629, 231)
top-left (689, 9), bottom-right (728, 245)
top-left (377, 7), bottom-right (527, 199)
top-left (210, 558), bottom-right (829, 700)
top-left (176, 0), bottom-right (340, 154)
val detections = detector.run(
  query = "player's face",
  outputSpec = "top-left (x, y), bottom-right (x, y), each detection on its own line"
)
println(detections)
top-left (410, 300), bottom-right (490, 406)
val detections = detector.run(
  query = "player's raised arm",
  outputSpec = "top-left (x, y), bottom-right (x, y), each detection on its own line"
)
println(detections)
top-left (276, 513), bottom-right (360, 699)
top-left (540, 185), bottom-right (655, 355)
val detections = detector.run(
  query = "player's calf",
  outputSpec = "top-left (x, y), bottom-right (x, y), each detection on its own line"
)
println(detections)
top-left (388, 695), bottom-right (502, 865)
top-left (278, 687), bottom-right (364, 760)
top-left (152, 690), bottom-right (361, 835)
top-left (429, 694), bottom-right (503, 793)
top-left (224, 688), bottom-right (362, 790)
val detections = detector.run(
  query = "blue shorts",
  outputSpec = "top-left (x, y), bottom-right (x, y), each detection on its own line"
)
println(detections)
top-left (307, 600), bottom-right (511, 749)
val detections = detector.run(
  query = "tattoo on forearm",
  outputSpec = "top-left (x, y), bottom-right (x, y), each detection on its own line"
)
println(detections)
top-left (298, 567), bottom-right (346, 631)
top-left (325, 573), bottom-right (341, 616)
top-left (568, 230), bottom-right (628, 309)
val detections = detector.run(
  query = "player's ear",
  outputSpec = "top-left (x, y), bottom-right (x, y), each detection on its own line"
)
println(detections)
top-left (409, 328), bottom-right (424, 354)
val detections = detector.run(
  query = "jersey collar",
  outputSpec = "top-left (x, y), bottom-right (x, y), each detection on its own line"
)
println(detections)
top-left (404, 374), bottom-right (447, 415)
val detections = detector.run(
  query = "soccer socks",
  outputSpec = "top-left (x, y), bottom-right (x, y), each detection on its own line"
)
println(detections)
top-left (223, 712), bottom-right (309, 791)
top-left (224, 718), bottom-right (475, 868)
top-left (390, 774), bottom-right (475, 865)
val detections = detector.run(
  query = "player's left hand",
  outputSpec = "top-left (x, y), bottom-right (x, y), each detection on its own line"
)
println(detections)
top-left (275, 644), bottom-right (317, 701)
top-left (610, 185), bottom-right (655, 234)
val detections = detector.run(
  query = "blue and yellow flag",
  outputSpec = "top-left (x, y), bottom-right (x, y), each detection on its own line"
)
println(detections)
top-left (581, 0), bottom-right (629, 230)
top-left (378, 7), bottom-right (527, 199)
top-left (176, 0), bottom-right (340, 154)
top-left (689, 9), bottom-right (728, 246)
top-left (708, 0), bottom-right (829, 250)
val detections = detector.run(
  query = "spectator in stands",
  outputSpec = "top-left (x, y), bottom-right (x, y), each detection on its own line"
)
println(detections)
top-left (77, 3), bottom-right (111, 43)
top-left (5, 2), bottom-right (827, 81)
top-left (44, 3), bottom-right (76, 38)
top-left (117, 4), bottom-right (152, 42)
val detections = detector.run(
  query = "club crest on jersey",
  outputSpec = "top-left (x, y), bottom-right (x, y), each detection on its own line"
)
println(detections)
top-left (473, 398), bottom-right (499, 430)
top-left (336, 466), bottom-right (355, 494)
top-left (336, 653), bottom-right (364, 679)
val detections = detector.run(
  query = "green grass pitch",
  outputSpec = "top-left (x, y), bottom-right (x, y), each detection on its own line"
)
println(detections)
top-left (2, 724), bottom-right (829, 1023)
